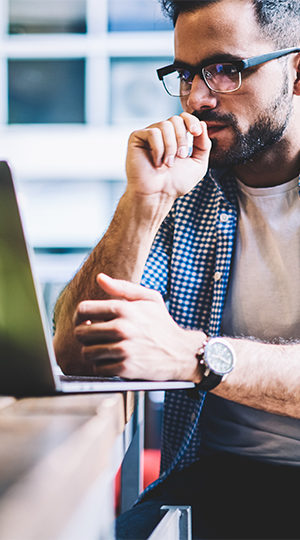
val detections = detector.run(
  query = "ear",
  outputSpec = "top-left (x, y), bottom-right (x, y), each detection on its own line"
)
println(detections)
top-left (293, 53), bottom-right (300, 95)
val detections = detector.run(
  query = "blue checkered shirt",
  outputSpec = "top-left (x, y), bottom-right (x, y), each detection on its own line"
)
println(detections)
top-left (139, 168), bottom-right (300, 499)
top-left (139, 167), bottom-right (239, 496)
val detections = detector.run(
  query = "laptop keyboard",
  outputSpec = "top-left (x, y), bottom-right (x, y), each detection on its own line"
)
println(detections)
top-left (60, 374), bottom-right (124, 383)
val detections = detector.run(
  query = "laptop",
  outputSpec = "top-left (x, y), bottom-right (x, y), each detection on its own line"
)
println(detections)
top-left (0, 161), bottom-right (195, 396)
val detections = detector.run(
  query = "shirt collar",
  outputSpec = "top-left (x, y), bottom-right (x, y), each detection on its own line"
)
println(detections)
top-left (208, 167), bottom-right (238, 209)
top-left (209, 168), bottom-right (300, 199)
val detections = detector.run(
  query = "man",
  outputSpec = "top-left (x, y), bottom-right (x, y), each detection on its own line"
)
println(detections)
top-left (53, 0), bottom-right (300, 538)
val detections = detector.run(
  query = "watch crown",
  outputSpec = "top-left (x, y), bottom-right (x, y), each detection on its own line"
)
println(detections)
top-left (196, 338), bottom-right (210, 378)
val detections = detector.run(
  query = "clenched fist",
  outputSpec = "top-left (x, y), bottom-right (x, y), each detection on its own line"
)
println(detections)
top-left (125, 112), bottom-right (211, 201)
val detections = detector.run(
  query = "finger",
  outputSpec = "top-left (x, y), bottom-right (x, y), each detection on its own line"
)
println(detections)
top-left (130, 128), bottom-right (165, 168)
top-left (75, 318), bottom-right (131, 344)
top-left (168, 113), bottom-right (203, 159)
top-left (168, 115), bottom-right (189, 159)
top-left (180, 112), bottom-right (203, 137)
top-left (73, 299), bottom-right (124, 326)
top-left (79, 346), bottom-right (125, 377)
top-left (81, 342), bottom-right (128, 363)
top-left (191, 121), bottom-right (212, 161)
top-left (144, 127), bottom-right (165, 167)
top-left (82, 344), bottom-right (133, 378)
top-left (157, 120), bottom-right (177, 167)
top-left (96, 273), bottom-right (159, 302)
top-left (146, 120), bottom-right (178, 167)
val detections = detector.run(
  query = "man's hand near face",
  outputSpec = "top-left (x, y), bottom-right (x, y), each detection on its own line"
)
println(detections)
top-left (125, 113), bottom-right (211, 202)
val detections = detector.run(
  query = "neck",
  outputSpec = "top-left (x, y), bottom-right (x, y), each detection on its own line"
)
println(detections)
top-left (233, 125), bottom-right (300, 188)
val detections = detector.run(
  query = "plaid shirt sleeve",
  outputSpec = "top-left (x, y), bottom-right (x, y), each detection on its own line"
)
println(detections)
top-left (140, 206), bottom-right (176, 300)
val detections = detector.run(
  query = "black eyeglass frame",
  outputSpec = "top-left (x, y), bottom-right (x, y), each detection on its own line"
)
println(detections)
top-left (157, 47), bottom-right (300, 96)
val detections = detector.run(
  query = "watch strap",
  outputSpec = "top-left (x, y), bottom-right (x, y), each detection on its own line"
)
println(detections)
top-left (195, 338), bottom-right (223, 392)
top-left (195, 371), bottom-right (223, 391)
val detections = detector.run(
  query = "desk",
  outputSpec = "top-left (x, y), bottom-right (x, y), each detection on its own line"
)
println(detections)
top-left (0, 392), bottom-right (143, 540)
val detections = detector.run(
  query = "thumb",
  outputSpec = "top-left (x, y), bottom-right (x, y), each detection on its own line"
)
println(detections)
top-left (191, 121), bottom-right (212, 162)
top-left (96, 273), bottom-right (155, 301)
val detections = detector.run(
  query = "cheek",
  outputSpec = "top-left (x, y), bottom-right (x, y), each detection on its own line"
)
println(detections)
top-left (239, 64), bottom-right (287, 113)
top-left (223, 89), bottom-right (270, 132)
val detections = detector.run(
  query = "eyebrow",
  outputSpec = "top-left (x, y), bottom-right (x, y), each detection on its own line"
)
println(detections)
top-left (173, 52), bottom-right (244, 69)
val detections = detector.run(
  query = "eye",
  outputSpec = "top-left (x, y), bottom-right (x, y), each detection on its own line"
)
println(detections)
top-left (177, 69), bottom-right (192, 82)
top-left (215, 63), bottom-right (239, 75)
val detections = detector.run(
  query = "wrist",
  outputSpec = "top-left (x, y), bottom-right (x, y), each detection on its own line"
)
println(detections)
top-left (123, 188), bottom-right (175, 227)
top-left (195, 336), bottom-right (236, 391)
top-left (182, 330), bottom-right (208, 383)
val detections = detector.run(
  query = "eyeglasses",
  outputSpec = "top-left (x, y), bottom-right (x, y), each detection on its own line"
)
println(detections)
top-left (157, 47), bottom-right (300, 96)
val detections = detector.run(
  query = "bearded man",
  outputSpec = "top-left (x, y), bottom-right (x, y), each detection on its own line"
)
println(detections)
top-left (54, 1), bottom-right (300, 538)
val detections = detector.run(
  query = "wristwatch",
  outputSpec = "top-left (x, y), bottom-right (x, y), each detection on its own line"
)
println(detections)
top-left (196, 337), bottom-right (236, 391)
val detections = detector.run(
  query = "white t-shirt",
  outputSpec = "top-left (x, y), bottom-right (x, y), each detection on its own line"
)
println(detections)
top-left (201, 176), bottom-right (300, 465)
top-left (221, 176), bottom-right (300, 341)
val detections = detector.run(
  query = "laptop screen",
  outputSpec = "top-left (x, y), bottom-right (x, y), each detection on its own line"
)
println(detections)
top-left (0, 161), bottom-right (57, 396)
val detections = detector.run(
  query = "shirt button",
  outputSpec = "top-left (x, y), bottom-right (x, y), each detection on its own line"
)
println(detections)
top-left (191, 412), bottom-right (196, 422)
top-left (214, 271), bottom-right (222, 282)
top-left (220, 213), bottom-right (229, 223)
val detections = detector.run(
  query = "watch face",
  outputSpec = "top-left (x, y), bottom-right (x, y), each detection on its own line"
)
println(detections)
top-left (205, 338), bottom-right (235, 376)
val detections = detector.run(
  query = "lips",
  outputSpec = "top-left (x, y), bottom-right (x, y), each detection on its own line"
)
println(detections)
top-left (206, 123), bottom-right (227, 136)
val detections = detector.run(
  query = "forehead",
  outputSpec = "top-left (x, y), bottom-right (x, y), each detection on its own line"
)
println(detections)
top-left (174, 0), bottom-right (273, 63)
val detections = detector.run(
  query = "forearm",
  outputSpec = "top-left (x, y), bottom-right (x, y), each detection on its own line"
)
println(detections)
top-left (53, 190), bottom-right (173, 372)
top-left (213, 337), bottom-right (300, 419)
top-left (53, 115), bottom-right (211, 373)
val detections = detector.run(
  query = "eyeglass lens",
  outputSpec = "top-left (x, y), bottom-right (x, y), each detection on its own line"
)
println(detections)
top-left (163, 63), bottom-right (241, 96)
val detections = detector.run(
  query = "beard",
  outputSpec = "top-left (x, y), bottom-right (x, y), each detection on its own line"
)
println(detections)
top-left (193, 75), bottom-right (293, 167)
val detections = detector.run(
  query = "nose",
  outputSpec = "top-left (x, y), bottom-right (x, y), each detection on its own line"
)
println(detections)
top-left (185, 74), bottom-right (218, 113)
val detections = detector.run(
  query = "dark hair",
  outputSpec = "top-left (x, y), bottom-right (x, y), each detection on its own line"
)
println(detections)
top-left (159, 0), bottom-right (300, 48)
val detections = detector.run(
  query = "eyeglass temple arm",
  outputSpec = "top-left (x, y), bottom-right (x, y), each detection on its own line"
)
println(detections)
top-left (157, 64), bottom-right (178, 79)
top-left (157, 47), bottom-right (300, 79)
top-left (242, 47), bottom-right (300, 70)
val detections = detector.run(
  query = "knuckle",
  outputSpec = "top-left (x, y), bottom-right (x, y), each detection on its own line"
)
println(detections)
top-left (77, 301), bottom-right (89, 315)
top-left (118, 340), bottom-right (132, 360)
top-left (116, 300), bottom-right (130, 318)
top-left (161, 120), bottom-right (173, 131)
top-left (109, 299), bottom-right (124, 317)
top-left (73, 302), bottom-right (92, 326)
top-left (129, 130), bottom-right (139, 141)
top-left (148, 123), bottom-right (162, 139)
top-left (114, 319), bottom-right (129, 340)
top-left (74, 326), bottom-right (85, 341)
top-left (147, 126), bottom-right (162, 140)
top-left (169, 115), bottom-right (184, 128)
top-left (180, 111), bottom-right (193, 120)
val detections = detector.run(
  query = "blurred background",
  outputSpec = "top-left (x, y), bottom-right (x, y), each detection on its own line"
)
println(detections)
top-left (0, 0), bottom-right (181, 451)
